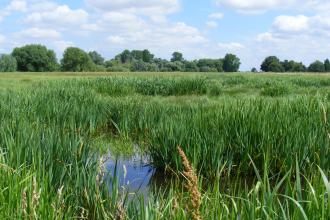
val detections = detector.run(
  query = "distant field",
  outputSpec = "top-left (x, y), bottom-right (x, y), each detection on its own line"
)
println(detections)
top-left (1, 72), bottom-right (330, 219)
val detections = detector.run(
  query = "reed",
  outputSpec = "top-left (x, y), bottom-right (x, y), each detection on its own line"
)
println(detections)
top-left (1, 73), bottom-right (330, 219)
top-left (178, 146), bottom-right (202, 220)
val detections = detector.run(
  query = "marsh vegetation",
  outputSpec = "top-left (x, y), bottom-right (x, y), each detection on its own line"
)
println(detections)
top-left (1, 73), bottom-right (330, 219)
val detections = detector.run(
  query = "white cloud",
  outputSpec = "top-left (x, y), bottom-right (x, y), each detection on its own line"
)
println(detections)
top-left (81, 23), bottom-right (103, 31)
top-left (17, 28), bottom-right (61, 39)
top-left (273, 15), bottom-right (310, 32)
top-left (25, 5), bottom-right (88, 26)
top-left (52, 40), bottom-right (74, 52)
top-left (206, 21), bottom-right (218, 28)
top-left (5, 0), bottom-right (27, 12)
top-left (0, 34), bottom-right (6, 44)
top-left (208, 13), bottom-right (224, 20)
top-left (0, 0), bottom-right (27, 22)
top-left (216, 0), bottom-right (296, 13)
top-left (218, 42), bottom-right (245, 50)
top-left (107, 35), bottom-right (125, 44)
top-left (256, 32), bottom-right (279, 42)
top-left (85, 0), bottom-right (180, 15)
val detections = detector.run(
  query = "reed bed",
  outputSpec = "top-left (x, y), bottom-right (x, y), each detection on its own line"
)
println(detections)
top-left (0, 73), bottom-right (330, 219)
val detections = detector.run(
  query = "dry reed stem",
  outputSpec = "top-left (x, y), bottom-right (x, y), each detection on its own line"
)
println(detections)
top-left (32, 177), bottom-right (41, 218)
top-left (21, 187), bottom-right (27, 218)
top-left (177, 146), bottom-right (202, 220)
top-left (116, 202), bottom-right (126, 220)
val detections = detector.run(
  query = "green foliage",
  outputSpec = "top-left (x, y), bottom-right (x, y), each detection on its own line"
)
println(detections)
top-left (261, 83), bottom-right (291, 96)
top-left (12, 44), bottom-right (58, 72)
top-left (88, 51), bottom-right (105, 65)
top-left (223, 53), bottom-right (241, 72)
top-left (281, 60), bottom-right (306, 72)
top-left (308, 60), bottom-right (325, 72)
top-left (261, 56), bottom-right (284, 72)
top-left (2, 74), bottom-right (330, 219)
top-left (251, 67), bottom-right (258, 72)
top-left (324, 59), bottom-right (330, 72)
top-left (183, 61), bottom-right (199, 72)
top-left (61, 47), bottom-right (96, 72)
top-left (0, 54), bottom-right (17, 72)
top-left (197, 59), bottom-right (223, 72)
top-left (171, 52), bottom-right (184, 62)
top-left (269, 61), bottom-right (285, 72)
top-left (115, 49), bottom-right (155, 63)
top-left (130, 60), bottom-right (158, 72)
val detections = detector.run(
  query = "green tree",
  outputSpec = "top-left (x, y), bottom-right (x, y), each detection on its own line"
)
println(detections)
top-left (197, 59), bottom-right (223, 72)
top-left (291, 62), bottom-right (306, 72)
top-left (88, 51), bottom-right (105, 65)
top-left (281, 60), bottom-right (306, 72)
top-left (171, 52), bottom-right (184, 62)
top-left (251, 67), bottom-right (258, 73)
top-left (61, 47), bottom-right (95, 72)
top-left (268, 61), bottom-right (285, 72)
top-left (308, 60), bottom-right (325, 72)
top-left (324, 59), bottom-right (330, 72)
top-left (131, 60), bottom-right (158, 72)
top-left (183, 61), bottom-right (199, 72)
top-left (12, 44), bottom-right (58, 72)
top-left (115, 50), bottom-right (132, 63)
top-left (261, 56), bottom-right (283, 72)
top-left (142, 49), bottom-right (154, 63)
top-left (223, 54), bottom-right (240, 72)
top-left (0, 54), bottom-right (17, 72)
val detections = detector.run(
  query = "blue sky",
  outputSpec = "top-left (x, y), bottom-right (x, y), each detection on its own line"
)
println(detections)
top-left (0, 0), bottom-right (329, 70)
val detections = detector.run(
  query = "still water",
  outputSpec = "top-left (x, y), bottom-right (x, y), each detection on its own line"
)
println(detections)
top-left (103, 152), bottom-right (156, 198)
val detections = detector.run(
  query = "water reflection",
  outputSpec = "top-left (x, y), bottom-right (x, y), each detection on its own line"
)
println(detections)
top-left (103, 152), bottom-right (155, 198)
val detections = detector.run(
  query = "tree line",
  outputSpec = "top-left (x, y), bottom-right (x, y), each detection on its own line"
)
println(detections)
top-left (257, 56), bottom-right (330, 73)
top-left (0, 44), bottom-right (329, 73)
top-left (0, 44), bottom-right (240, 72)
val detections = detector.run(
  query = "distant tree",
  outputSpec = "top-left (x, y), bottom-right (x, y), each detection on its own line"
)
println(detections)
top-left (291, 62), bottom-right (306, 72)
top-left (183, 61), bottom-right (199, 72)
top-left (251, 67), bottom-right (258, 73)
top-left (0, 54), bottom-right (17, 72)
top-left (261, 56), bottom-right (283, 72)
top-left (154, 58), bottom-right (172, 72)
top-left (324, 59), bottom-right (330, 72)
top-left (142, 49), bottom-right (154, 63)
top-left (308, 60), bottom-right (325, 72)
top-left (168, 61), bottom-right (184, 72)
top-left (171, 52), bottom-right (184, 62)
top-left (197, 59), bottom-right (223, 72)
top-left (130, 50), bottom-right (143, 61)
top-left (131, 60), bottom-right (158, 72)
top-left (12, 44), bottom-right (58, 72)
top-left (61, 47), bottom-right (95, 72)
top-left (281, 60), bottom-right (306, 72)
top-left (281, 60), bottom-right (291, 72)
top-left (268, 61), bottom-right (285, 72)
top-left (88, 51), bottom-right (105, 65)
top-left (223, 54), bottom-right (240, 72)
top-left (115, 50), bottom-right (132, 63)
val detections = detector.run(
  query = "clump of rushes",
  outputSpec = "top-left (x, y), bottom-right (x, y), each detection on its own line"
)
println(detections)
top-left (177, 146), bottom-right (202, 220)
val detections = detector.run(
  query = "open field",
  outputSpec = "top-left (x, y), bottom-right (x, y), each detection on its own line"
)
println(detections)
top-left (1, 72), bottom-right (330, 219)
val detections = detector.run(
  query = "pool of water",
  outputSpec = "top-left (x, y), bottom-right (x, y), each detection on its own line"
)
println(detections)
top-left (103, 152), bottom-right (156, 198)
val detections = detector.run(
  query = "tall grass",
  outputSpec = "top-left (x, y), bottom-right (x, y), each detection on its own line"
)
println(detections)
top-left (1, 74), bottom-right (330, 219)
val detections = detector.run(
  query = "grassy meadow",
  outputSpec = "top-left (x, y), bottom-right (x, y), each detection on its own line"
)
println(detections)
top-left (1, 72), bottom-right (330, 219)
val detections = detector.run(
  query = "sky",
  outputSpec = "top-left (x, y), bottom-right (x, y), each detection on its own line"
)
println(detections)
top-left (0, 0), bottom-right (329, 70)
